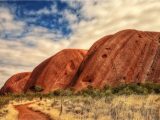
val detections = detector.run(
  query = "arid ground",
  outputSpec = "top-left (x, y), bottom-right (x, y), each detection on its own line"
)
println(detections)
top-left (0, 94), bottom-right (159, 120)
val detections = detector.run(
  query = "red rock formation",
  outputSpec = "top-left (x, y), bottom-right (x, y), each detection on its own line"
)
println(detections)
top-left (0, 72), bottom-right (31, 94)
top-left (1, 29), bottom-right (160, 94)
top-left (73, 29), bottom-right (160, 91)
top-left (25, 49), bottom-right (87, 93)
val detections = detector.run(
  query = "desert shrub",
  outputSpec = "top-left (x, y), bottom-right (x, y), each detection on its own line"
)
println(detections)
top-left (132, 85), bottom-right (148, 94)
top-left (103, 89), bottom-right (112, 96)
top-left (121, 84), bottom-right (147, 95)
top-left (77, 86), bottom-right (102, 97)
top-left (63, 89), bottom-right (74, 96)
top-left (112, 84), bottom-right (138, 95)
top-left (51, 89), bottom-right (64, 96)
top-left (111, 83), bottom-right (160, 95)
top-left (112, 84), bottom-right (127, 94)
top-left (51, 83), bottom-right (160, 97)
top-left (0, 83), bottom-right (159, 100)
top-left (0, 97), bottom-right (9, 108)
top-left (34, 85), bottom-right (44, 92)
top-left (141, 83), bottom-right (160, 93)
top-left (117, 86), bottom-right (135, 95)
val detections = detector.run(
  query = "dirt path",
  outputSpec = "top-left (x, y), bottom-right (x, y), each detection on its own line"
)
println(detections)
top-left (15, 103), bottom-right (52, 120)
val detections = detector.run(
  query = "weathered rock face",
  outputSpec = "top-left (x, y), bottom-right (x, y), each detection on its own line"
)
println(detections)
top-left (73, 30), bottom-right (160, 91)
top-left (1, 29), bottom-right (160, 94)
top-left (25, 49), bottom-right (87, 93)
top-left (0, 72), bottom-right (31, 94)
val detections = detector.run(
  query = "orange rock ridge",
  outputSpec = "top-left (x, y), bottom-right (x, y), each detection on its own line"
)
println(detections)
top-left (1, 29), bottom-right (160, 94)
top-left (25, 49), bottom-right (87, 93)
top-left (0, 72), bottom-right (31, 94)
top-left (73, 30), bottom-right (160, 91)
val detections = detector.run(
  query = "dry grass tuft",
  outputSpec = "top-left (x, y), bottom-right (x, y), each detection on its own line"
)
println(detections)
top-left (28, 95), bottom-right (160, 120)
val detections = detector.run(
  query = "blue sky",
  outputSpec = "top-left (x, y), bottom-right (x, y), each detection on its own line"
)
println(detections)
top-left (0, 0), bottom-right (160, 87)
top-left (0, 1), bottom-right (82, 40)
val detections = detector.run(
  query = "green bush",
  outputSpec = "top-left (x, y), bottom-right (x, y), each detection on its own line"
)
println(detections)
top-left (0, 83), bottom-right (159, 100)
top-left (73, 83), bottom-right (160, 97)
top-left (110, 83), bottom-right (160, 95)
top-left (34, 85), bottom-right (44, 92)
top-left (141, 83), bottom-right (160, 93)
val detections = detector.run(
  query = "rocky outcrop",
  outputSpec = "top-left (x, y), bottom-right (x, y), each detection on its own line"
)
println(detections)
top-left (1, 29), bottom-right (160, 94)
top-left (0, 72), bottom-right (31, 94)
top-left (73, 30), bottom-right (160, 91)
top-left (25, 49), bottom-right (87, 93)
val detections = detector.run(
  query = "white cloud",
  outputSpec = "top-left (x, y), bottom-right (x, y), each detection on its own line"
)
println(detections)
top-left (0, 7), bottom-right (69, 87)
top-left (0, 0), bottom-right (160, 87)
top-left (27, 4), bottom-right (57, 15)
top-left (0, 7), bottom-right (25, 37)
top-left (63, 9), bottom-right (78, 24)
top-left (67, 0), bottom-right (160, 48)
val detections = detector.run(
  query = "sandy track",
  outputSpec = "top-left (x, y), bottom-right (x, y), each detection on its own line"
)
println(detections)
top-left (15, 103), bottom-right (52, 120)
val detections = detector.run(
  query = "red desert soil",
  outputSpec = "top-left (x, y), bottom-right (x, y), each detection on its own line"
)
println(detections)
top-left (15, 103), bottom-right (52, 120)
top-left (0, 72), bottom-right (31, 94)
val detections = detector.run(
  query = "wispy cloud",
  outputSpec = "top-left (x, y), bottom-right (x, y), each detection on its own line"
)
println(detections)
top-left (0, 0), bottom-right (160, 87)
top-left (68, 0), bottom-right (160, 49)
top-left (0, 7), bottom-right (25, 38)
top-left (0, 5), bottom-right (70, 86)
top-left (26, 4), bottom-right (57, 15)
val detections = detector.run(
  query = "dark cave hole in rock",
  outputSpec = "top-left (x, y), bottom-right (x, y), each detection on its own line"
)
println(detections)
top-left (88, 79), bottom-right (92, 83)
top-left (82, 76), bottom-right (93, 83)
top-left (64, 72), bottom-right (67, 75)
top-left (105, 48), bottom-right (111, 50)
top-left (102, 54), bottom-right (107, 58)
top-left (138, 34), bottom-right (142, 38)
top-left (147, 72), bottom-right (150, 76)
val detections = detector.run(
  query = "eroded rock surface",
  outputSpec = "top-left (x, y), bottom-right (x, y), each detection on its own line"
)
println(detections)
top-left (0, 72), bottom-right (31, 94)
top-left (1, 29), bottom-right (160, 94)
top-left (73, 30), bottom-right (160, 91)
top-left (25, 49), bottom-right (87, 93)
